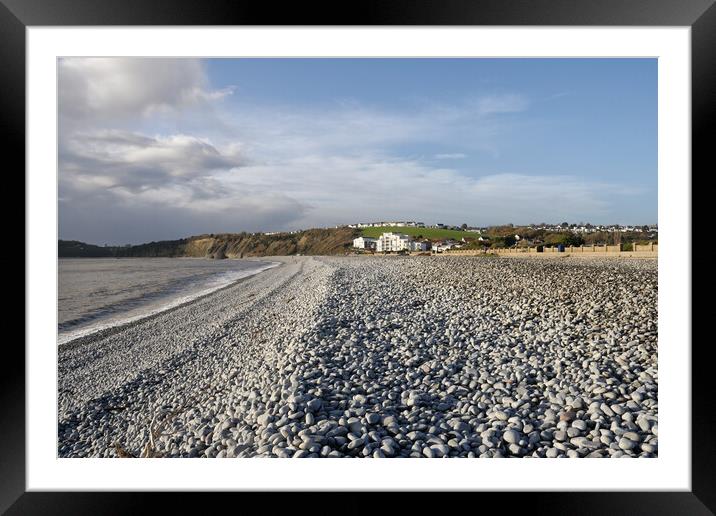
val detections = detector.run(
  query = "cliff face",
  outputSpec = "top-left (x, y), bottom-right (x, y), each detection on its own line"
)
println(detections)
top-left (60, 228), bottom-right (360, 258)
top-left (188, 228), bottom-right (359, 258)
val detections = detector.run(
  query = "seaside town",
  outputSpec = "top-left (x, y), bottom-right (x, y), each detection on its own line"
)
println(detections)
top-left (261, 221), bottom-right (660, 255)
top-left (348, 221), bottom-right (658, 254)
top-left (344, 221), bottom-right (657, 233)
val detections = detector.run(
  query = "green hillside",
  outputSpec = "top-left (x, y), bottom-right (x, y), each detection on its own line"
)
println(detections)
top-left (360, 226), bottom-right (480, 240)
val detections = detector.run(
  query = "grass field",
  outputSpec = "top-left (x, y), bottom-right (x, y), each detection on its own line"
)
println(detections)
top-left (360, 226), bottom-right (481, 240)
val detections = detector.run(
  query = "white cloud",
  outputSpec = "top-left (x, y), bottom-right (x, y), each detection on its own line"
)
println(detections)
top-left (476, 93), bottom-right (529, 115)
top-left (434, 153), bottom-right (467, 160)
top-left (58, 58), bottom-right (232, 120)
top-left (214, 154), bottom-right (622, 230)
top-left (214, 100), bottom-right (510, 160)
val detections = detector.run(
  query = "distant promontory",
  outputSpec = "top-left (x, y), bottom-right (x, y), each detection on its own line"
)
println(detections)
top-left (59, 227), bottom-right (360, 259)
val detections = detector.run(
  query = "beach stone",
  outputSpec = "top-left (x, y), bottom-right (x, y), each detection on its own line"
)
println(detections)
top-left (307, 399), bottom-right (323, 413)
top-left (348, 420), bottom-right (363, 434)
top-left (637, 418), bottom-right (652, 433)
top-left (554, 430), bottom-right (567, 442)
top-left (572, 420), bottom-right (588, 431)
top-left (432, 444), bottom-right (450, 457)
top-left (382, 415), bottom-right (398, 427)
top-left (347, 438), bottom-right (365, 450)
top-left (560, 410), bottom-right (577, 422)
top-left (257, 413), bottom-right (273, 426)
top-left (641, 442), bottom-right (657, 453)
top-left (502, 429), bottom-right (521, 445)
top-left (570, 437), bottom-right (599, 450)
top-left (618, 437), bottom-right (636, 451)
top-left (623, 432), bottom-right (641, 442)
top-left (451, 420), bottom-right (471, 434)
top-left (366, 413), bottom-right (380, 425)
top-left (508, 444), bottom-right (523, 456)
top-left (600, 403), bottom-right (614, 417)
top-left (494, 410), bottom-right (510, 421)
top-left (567, 427), bottom-right (581, 438)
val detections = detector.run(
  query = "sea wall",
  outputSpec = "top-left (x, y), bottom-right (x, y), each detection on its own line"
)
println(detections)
top-left (446, 243), bottom-right (658, 258)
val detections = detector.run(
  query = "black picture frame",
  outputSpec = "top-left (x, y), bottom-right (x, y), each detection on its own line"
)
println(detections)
top-left (4, 0), bottom-right (709, 513)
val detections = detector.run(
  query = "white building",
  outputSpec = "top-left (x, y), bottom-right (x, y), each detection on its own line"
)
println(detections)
top-left (410, 241), bottom-right (429, 252)
top-left (353, 236), bottom-right (377, 250)
top-left (432, 239), bottom-right (460, 252)
top-left (376, 232), bottom-right (413, 252)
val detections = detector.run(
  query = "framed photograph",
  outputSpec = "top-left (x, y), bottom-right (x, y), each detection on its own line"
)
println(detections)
top-left (7, 0), bottom-right (710, 513)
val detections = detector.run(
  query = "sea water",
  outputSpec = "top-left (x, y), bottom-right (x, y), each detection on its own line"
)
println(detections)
top-left (58, 257), bottom-right (278, 344)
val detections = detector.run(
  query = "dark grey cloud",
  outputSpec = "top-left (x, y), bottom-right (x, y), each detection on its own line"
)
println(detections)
top-left (59, 179), bottom-right (308, 245)
top-left (60, 130), bottom-right (246, 194)
top-left (58, 128), bottom-right (309, 244)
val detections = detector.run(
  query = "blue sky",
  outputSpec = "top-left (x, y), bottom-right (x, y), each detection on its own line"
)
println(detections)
top-left (58, 58), bottom-right (656, 244)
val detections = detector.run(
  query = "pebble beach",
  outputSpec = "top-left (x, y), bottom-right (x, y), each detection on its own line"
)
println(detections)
top-left (58, 255), bottom-right (658, 458)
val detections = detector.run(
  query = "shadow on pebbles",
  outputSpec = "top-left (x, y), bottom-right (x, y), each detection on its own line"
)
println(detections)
top-left (58, 255), bottom-right (657, 459)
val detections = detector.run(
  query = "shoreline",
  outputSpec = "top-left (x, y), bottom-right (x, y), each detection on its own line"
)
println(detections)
top-left (58, 260), bottom-right (282, 346)
top-left (58, 255), bottom-right (658, 458)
